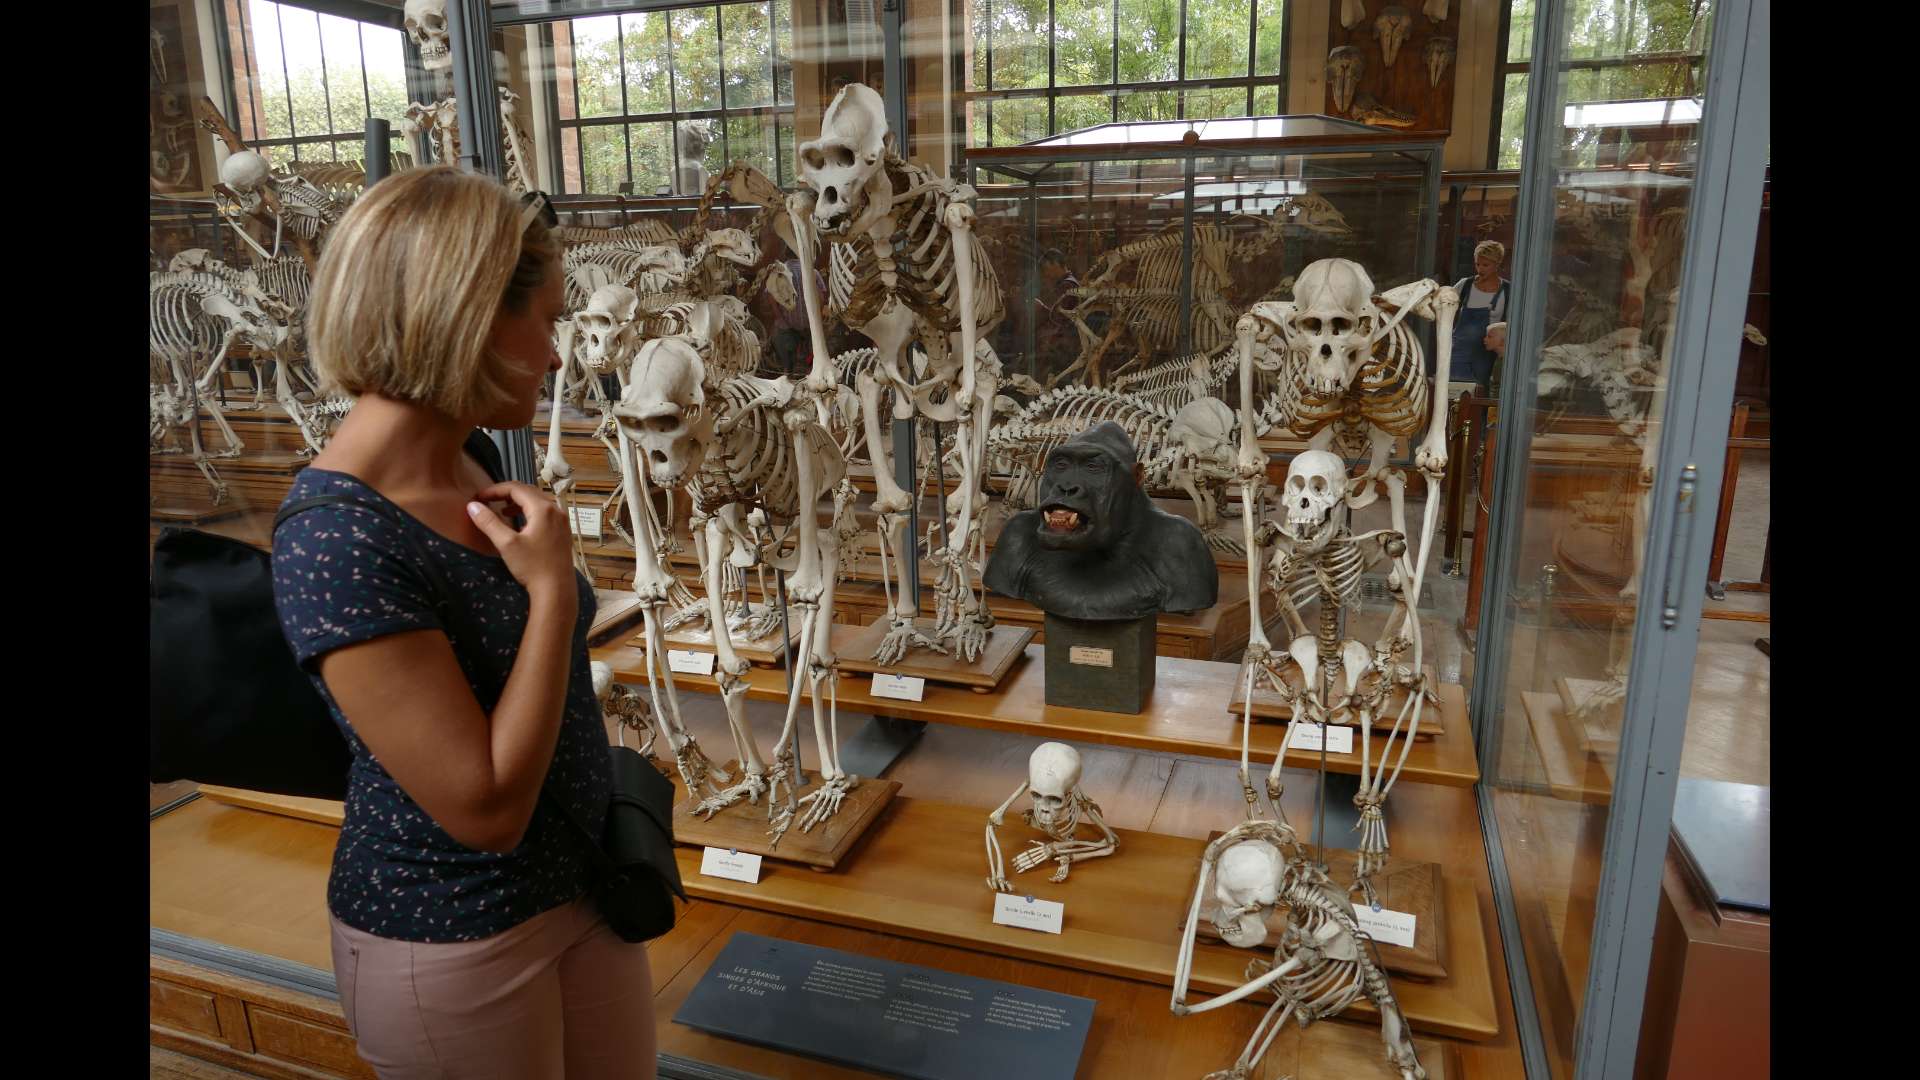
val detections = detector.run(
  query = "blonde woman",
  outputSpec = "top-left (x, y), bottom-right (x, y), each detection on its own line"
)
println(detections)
top-left (1450, 239), bottom-right (1511, 386)
top-left (271, 167), bottom-right (655, 1079)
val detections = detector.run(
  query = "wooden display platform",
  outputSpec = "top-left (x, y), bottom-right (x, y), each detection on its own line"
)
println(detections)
top-left (670, 761), bottom-right (899, 871)
top-left (630, 603), bottom-right (797, 666)
top-left (149, 505), bottom-right (245, 526)
top-left (593, 640), bottom-right (1481, 788)
top-left (832, 619), bottom-right (1035, 692)
top-left (1227, 663), bottom-right (1450, 739)
top-left (673, 796), bottom-right (1499, 1041)
top-left (196, 786), bottom-right (346, 828)
top-left (589, 588), bottom-right (645, 646)
top-left (1520, 691), bottom-right (1614, 804)
top-left (1182, 841), bottom-right (1449, 981)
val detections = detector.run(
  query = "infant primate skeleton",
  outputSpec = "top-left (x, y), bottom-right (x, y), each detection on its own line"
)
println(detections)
top-left (706, 82), bottom-right (1007, 668)
top-left (1171, 818), bottom-right (1426, 1080)
top-left (983, 742), bottom-right (1118, 891)
top-left (1233, 258), bottom-right (1456, 903)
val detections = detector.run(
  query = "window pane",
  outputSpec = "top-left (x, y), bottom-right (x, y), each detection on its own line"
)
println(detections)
top-left (561, 125), bottom-right (583, 193)
top-left (1253, 82), bottom-right (1280, 115)
top-left (726, 113), bottom-right (777, 182)
top-left (774, 0), bottom-right (793, 104)
top-left (249, 1), bottom-right (294, 141)
top-left (1185, 0), bottom-right (1251, 79)
top-left (258, 143), bottom-right (297, 170)
top-left (581, 123), bottom-right (626, 193)
top-left (622, 12), bottom-right (671, 114)
top-left (970, 0), bottom-right (991, 91)
top-left (991, 96), bottom-right (1049, 146)
top-left (572, 16), bottom-right (623, 119)
top-left (972, 103), bottom-right (990, 147)
top-left (672, 8), bottom-right (722, 112)
top-left (1117, 0), bottom-right (1181, 83)
top-left (776, 112), bottom-right (795, 184)
top-left (1116, 88), bottom-right (1178, 121)
top-left (1255, 0), bottom-right (1284, 75)
top-left (1563, 0), bottom-right (1711, 60)
top-left (1508, 0), bottom-right (1534, 62)
top-left (279, 6), bottom-right (331, 139)
top-left (723, 2), bottom-right (774, 108)
top-left (992, 0), bottom-right (1050, 90)
top-left (1185, 84), bottom-right (1248, 119)
top-left (630, 121), bottom-right (674, 195)
top-left (362, 24), bottom-right (409, 132)
top-left (1498, 72), bottom-right (1527, 169)
top-left (1054, 0), bottom-right (1114, 88)
top-left (1053, 91), bottom-right (1112, 134)
top-left (319, 15), bottom-right (366, 130)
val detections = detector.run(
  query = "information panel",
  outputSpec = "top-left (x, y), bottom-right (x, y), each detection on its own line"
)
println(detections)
top-left (673, 932), bottom-right (1094, 1080)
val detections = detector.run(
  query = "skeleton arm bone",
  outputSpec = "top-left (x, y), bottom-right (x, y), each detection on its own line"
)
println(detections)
top-left (542, 320), bottom-right (578, 492)
top-left (784, 193), bottom-right (836, 395)
top-left (984, 783), bottom-right (1029, 891)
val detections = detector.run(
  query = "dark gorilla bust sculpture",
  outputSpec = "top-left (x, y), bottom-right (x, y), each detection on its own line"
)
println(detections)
top-left (985, 421), bottom-right (1218, 620)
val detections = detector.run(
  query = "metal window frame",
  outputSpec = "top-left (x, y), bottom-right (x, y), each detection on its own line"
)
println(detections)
top-left (217, 0), bottom-right (406, 160)
top-left (1470, 0), bottom-right (1769, 1075)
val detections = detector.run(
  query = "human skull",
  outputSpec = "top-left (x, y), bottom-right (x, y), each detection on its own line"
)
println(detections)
top-left (575, 284), bottom-right (640, 373)
top-left (1326, 46), bottom-right (1364, 113)
top-left (1027, 742), bottom-right (1082, 833)
top-left (615, 337), bottom-right (710, 485)
top-left (1375, 7), bottom-right (1414, 68)
top-left (219, 149), bottom-right (271, 195)
top-left (1281, 450), bottom-right (1349, 544)
top-left (1424, 36), bottom-right (1456, 87)
top-left (797, 83), bottom-right (891, 237)
top-left (1213, 840), bottom-right (1284, 948)
top-left (1289, 259), bottom-right (1376, 396)
top-left (404, 0), bottom-right (451, 72)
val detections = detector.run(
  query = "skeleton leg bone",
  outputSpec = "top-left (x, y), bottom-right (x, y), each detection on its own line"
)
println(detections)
top-left (690, 515), bottom-right (771, 817)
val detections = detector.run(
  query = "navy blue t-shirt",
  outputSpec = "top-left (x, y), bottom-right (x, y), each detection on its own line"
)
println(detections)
top-left (271, 467), bottom-right (610, 943)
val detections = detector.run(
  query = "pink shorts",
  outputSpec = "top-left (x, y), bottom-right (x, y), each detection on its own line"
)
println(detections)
top-left (330, 897), bottom-right (657, 1079)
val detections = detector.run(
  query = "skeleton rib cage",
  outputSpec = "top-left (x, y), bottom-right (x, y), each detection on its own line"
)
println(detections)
top-left (1261, 315), bottom-right (1432, 442)
top-left (838, 161), bottom-right (1005, 351)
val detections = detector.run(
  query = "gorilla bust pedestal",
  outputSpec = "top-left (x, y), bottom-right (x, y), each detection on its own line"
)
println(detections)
top-left (984, 421), bottom-right (1218, 712)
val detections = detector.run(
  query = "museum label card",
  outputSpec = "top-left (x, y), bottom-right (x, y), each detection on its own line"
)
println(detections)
top-left (699, 847), bottom-right (763, 884)
top-left (666, 649), bottom-right (717, 676)
top-left (871, 672), bottom-right (927, 701)
top-left (674, 932), bottom-right (1093, 1080)
top-left (1354, 904), bottom-right (1417, 948)
top-left (991, 892), bottom-right (1065, 935)
top-left (565, 505), bottom-right (602, 540)
top-left (1067, 645), bottom-right (1114, 668)
top-left (1286, 722), bottom-right (1354, 754)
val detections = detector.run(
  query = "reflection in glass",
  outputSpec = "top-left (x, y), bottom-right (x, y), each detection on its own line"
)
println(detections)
top-left (1117, 0), bottom-right (1181, 83)
top-left (631, 122), bottom-right (675, 195)
top-left (1184, 0), bottom-right (1251, 79)
top-left (573, 15), bottom-right (623, 118)
top-left (722, 2), bottom-right (774, 108)
top-left (581, 123), bottom-right (626, 193)
top-left (672, 8), bottom-right (722, 111)
top-left (1054, 0), bottom-right (1114, 87)
top-left (622, 12), bottom-right (671, 115)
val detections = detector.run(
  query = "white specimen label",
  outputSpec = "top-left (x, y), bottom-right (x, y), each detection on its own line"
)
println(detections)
top-left (566, 505), bottom-right (603, 540)
top-left (700, 847), bottom-right (763, 884)
top-left (1286, 722), bottom-right (1354, 754)
top-left (1354, 905), bottom-right (1416, 948)
top-left (991, 893), bottom-right (1065, 934)
top-left (871, 673), bottom-right (927, 701)
top-left (667, 649), bottom-right (717, 676)
top-left (1068, 645), bottom-right (1114, 668)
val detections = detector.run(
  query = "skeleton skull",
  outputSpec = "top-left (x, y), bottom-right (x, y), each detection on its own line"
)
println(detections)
top-left (615, 337), bottom-right (710, 485)
top-left (591, 660), bottom-right (614, 702)
top-left (1424, 36), bottom-right (1456, 87)
top-left (1280, 450), bottom-right (1350, 545)
top-left (1213, 840), bottom-right (1284, 948)
top-left (1290, 259), bottom-right (1377, 396)
top-left (1027, 742), bottom-right (1082, 833)
top-left (1287, 191), bottom-right (1352, 236)
top-left (1340, 0), bottom-right (1369, 30)
top-left (403, 0), bottom-right (451, 72)
top-left (219, 150), bottom-right (271, 195)
top-left (797, 83), bottom-right (891, 237)
top-left (1169, 397), bottom-right (1237, 467)
top-left (692, 227), bottom-right (759, 268)
top-left (1375, 7), bottom-right (1413, 67)
top-left (575, 284), bottom-right (641, 373)
top-left (1326, 47), bottom-right (1365, 114)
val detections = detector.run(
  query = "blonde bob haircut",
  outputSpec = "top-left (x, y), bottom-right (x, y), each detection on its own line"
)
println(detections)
top-left (1473, 240), bottom-right (1507, 266)
top-left (307, 166), bottom-right (559, 420)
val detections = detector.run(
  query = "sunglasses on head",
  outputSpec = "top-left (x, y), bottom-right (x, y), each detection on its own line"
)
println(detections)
top-left (518, 189), bottom-right (557, 231)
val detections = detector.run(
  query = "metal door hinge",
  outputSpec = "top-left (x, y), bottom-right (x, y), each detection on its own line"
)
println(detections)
top-left (1660, 464), bottom-right (1698, 629)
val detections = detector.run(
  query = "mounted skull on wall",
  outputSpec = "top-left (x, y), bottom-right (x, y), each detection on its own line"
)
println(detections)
top-left (404, 0), bottom-right (451, 72)
top-left (1279, 449), bottom-right (1351, 548)
top-left (796, 83), bottom-right (892, 237)
top-left (1375, 6), bottom-right (1414, 67)
top-left (1289, 258), bottom-right (1377, 397)
top-left (1326, 47), bottom-right (1365, 113)
top-left (1424, 36), bottom-right (1456, 87)
top-left (615, 337), bottom-right (712, 486)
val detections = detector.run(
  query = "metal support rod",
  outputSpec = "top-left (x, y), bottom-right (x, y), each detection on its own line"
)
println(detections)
top-left (446, 0), bottom-right (504, 179)
top-left (363, 118), bottom-right (391, 187)
top-left (892, 417), bottom-right (920, 612)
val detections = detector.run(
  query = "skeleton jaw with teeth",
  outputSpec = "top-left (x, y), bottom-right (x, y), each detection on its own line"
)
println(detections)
top-left (1289, 258), bottom-right (1377, 397)
top-left (404, 0), bottom-right (451, 72)
top-left (1026, 742), bottom-right (1080, 833)
top-left (615, 338), bottom-right (711, 486)
top-left (1280, 450), bottom-right (1350, 551)
top-left (797, 83), bottom-right (891, 237)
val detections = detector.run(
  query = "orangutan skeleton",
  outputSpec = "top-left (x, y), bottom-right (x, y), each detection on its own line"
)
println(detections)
top-left (1232, 259), bottom-right (1456, 902)
top-left (984, 742), bottom-right (1118, 891)
top-left (708, 83), bottom-right (1006, 668)
top-left (1171, 818), bottom-right (1425, 1080)
top-left (607, 332), bottom-right (863, 842)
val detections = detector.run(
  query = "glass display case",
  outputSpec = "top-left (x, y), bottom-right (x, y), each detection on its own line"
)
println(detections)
top-left (964, 115), bottom-right (1443, 390)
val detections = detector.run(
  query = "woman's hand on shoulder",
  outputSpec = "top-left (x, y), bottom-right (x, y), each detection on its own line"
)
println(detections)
top-left (467, 482), bottom-right (578, 607)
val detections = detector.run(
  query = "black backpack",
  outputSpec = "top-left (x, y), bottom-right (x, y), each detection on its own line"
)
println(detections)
top-left (149, 432), bottom-right (506, 799)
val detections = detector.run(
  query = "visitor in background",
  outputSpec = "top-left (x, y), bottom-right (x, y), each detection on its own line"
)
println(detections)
top-left (1450, 240), bottom-right (1510, 387)
top-left (1483, 321), bottom-right (1508, 397)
